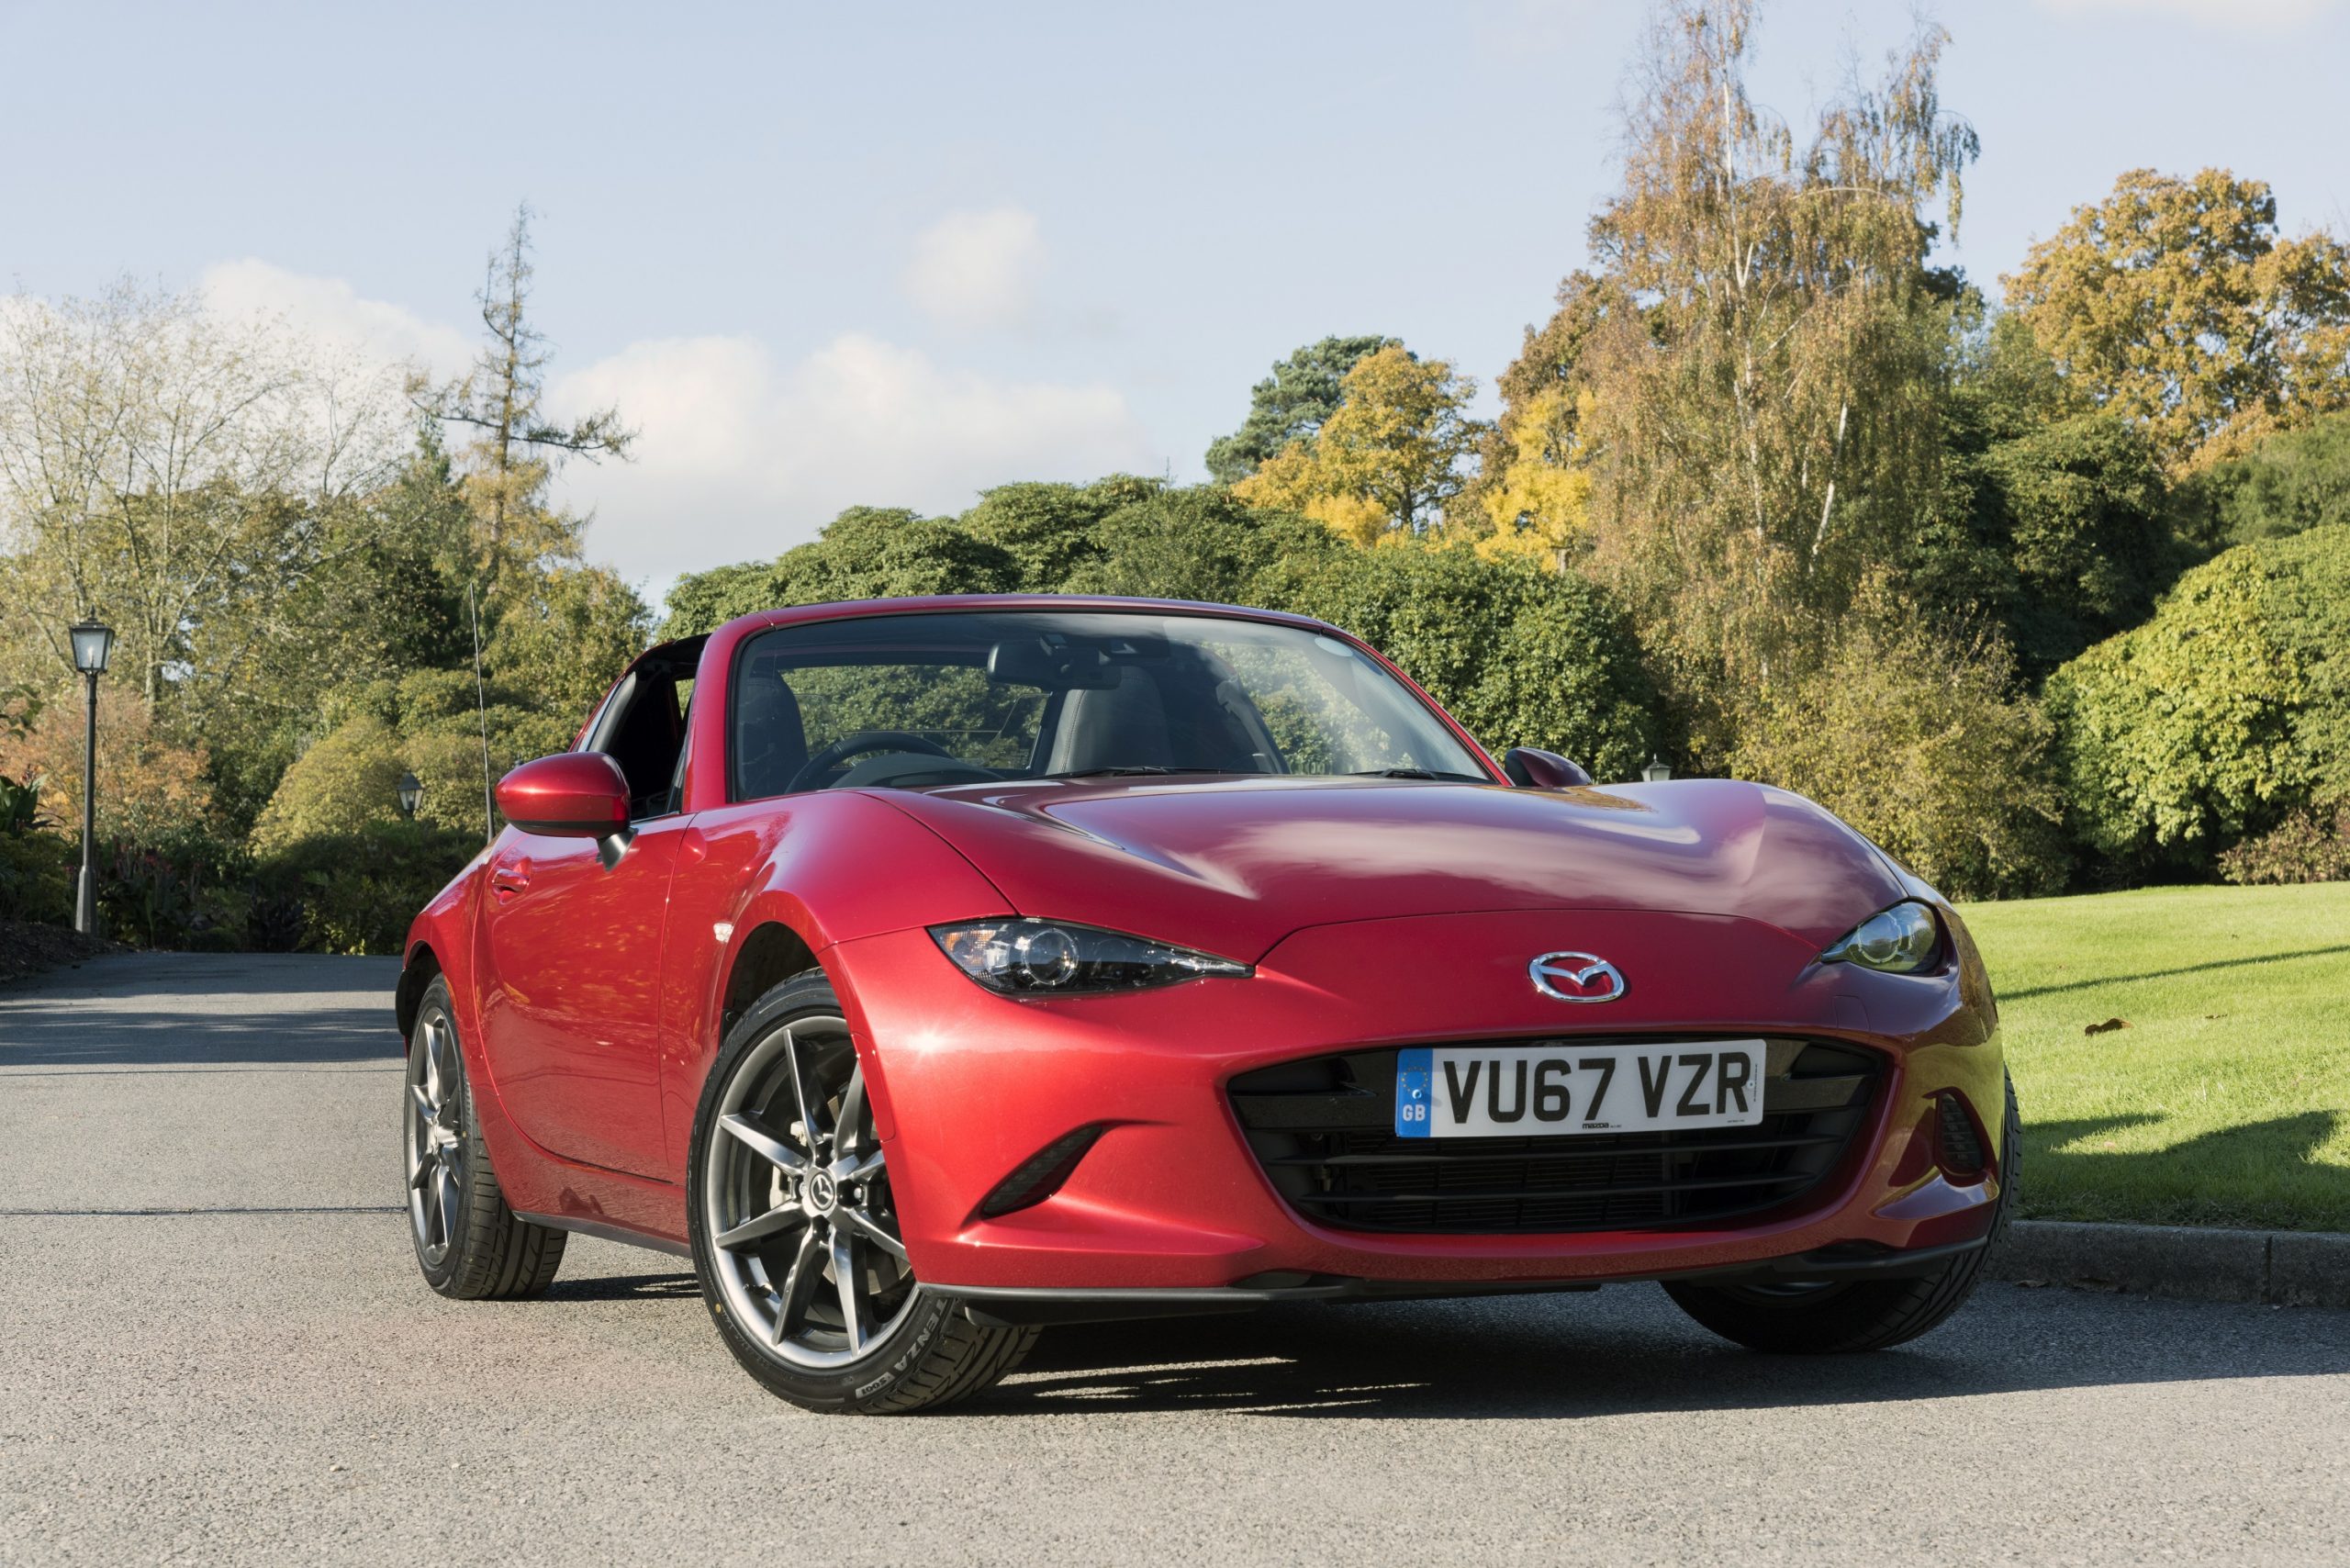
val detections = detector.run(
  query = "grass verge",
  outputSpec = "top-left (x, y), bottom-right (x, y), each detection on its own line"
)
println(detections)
top-left (1957, 881), bottom-right (2350, 1233)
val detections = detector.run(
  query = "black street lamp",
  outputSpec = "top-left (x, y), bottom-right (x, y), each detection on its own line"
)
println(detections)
top-left (396, 770), bottom-right (424, 821)
top-left (1640, 754), bottom-right (1673, 783)
top-left (67, 617), bottom-right (114, 935)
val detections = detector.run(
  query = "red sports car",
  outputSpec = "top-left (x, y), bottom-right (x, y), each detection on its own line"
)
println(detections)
top-left (397, 596), bottom-right (2016, 1413)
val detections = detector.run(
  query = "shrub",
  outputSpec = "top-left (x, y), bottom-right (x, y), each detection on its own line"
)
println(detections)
top-left (1061, 487), bottom-right (1338, 604)
top-left (0, 685), bottom-right (211, 846)
top-left (2046, 523), bottom-right (2349, 874)
top-left (1261, 545), bottom-right (1658, 783)
top-left (249, 714), bottom-right (408, 852)
top-left (251, 822), bottom-right (481, 955)
top-left (1730, 610), bottom-right (2068, 900)
top-left (0, 831), bottom-right (72, 925)
top-left (2218, 805), bottom-right (2350, 885)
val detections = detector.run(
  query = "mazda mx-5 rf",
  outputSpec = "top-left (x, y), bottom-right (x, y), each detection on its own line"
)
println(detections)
top-left (396, 595), bottom-right (2018, 1413)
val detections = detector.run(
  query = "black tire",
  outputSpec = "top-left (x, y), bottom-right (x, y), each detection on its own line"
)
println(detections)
top-left (687, 970), bottom-right (1036, 1414)
top-left (1664, 1072), bottom-right (2021, 1354)
top-left (403, 976), bottom-right (567, 1300)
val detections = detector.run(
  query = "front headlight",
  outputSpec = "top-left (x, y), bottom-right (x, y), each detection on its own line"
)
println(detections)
top-left (1820, 901), bottom-right (1942, 973)
top-left (930, 918), bottom-right (1252, 995)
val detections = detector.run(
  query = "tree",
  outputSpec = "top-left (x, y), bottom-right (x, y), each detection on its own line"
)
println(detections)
top-left (2004, 168), bottom-right (2350, 475)
top-left (1569, 0), bottom-right (1976, 757)
top-left (1469, 273), bottom-right (1636, 566)
top-left (2179, 408), bottom-right (2350, 550)
top-left (659, 508), bottom-right (1022, 637)
top-left (960, 475), bottom-right (1160, 588)
top-left (1233, 346), bottom-right (1486, 546)
top-left (410, 205), bottom-right (634, 595)
top-left (1203, 335), bottom-right (1397, 484)
top-left (0, 282), bottom-right (406, 704)
top-left (486, 565), bottom-right (653, 720)
top-left (1978, 415), bottom-right (2172, 674)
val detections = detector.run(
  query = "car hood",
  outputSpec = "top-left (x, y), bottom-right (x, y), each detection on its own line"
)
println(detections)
top-left (869, 776), bottom-right (1908, 961)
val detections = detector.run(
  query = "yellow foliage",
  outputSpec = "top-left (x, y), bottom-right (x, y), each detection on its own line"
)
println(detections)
top-left (1473, 386), bottom-right (1595, 565)
top-left (0, 685), bottom-right (210, 846)
top-left (1232, 346), bottom-right (1484, 545)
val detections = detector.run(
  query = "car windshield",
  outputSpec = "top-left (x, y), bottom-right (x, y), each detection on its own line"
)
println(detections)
top-left (730, 609), bottom-right (1490, 799)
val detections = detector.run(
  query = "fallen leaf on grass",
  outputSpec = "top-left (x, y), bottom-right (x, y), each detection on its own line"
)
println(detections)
top-left (2083, 1017), bottom-right (2130, 1036)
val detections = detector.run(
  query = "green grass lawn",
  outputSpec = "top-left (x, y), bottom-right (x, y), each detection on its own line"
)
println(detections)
top-left (1957, 881), bottom-right (2350, 1233)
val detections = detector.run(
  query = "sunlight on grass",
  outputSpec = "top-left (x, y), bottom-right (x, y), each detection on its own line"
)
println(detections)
top-left (1957, 882), bottom-right (2350, 1232)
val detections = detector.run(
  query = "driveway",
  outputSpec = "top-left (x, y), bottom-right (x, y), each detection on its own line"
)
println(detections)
top-left (3, 953), bottom-right (2346, 1565)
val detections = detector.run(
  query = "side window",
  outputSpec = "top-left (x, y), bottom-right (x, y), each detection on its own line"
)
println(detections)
top-left (595, 673), bottom-right (688, 820)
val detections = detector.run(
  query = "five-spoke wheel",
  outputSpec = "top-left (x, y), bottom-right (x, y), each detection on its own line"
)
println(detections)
top-left (400, 977), bottom-right (567, 1298)
top-left (700, 1010), bottom-right (918, 1362)
top-left (688, 972), bottom-right (1036, 1412)
top-left (406, 1010), bottom-right (467, 1270)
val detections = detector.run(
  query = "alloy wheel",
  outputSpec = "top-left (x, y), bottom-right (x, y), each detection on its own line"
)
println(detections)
top-left (701, 1013), bottom-right (917, 1367)
top-left (406, 1012), bottom-right (466, 1267)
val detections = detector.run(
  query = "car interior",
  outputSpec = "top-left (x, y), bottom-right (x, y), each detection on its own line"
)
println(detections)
top-left (578, 614), bottom-right (1479, 817)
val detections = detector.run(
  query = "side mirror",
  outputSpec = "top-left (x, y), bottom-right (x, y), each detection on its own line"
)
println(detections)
top-left (1502, 747), bottom-right (1593, 790)
top-left (496, 753), bottom-right (631, 837)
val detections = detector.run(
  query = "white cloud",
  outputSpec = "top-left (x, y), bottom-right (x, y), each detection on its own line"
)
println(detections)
top-left (179, 261), bottom-right (1158, 593)
top-left (2034, 0), bottom-right (2339, 26)
top-left (551, 331), bottom-right (1151, 581)
top-left (900, 207), bottom-right (1048, 330)
top-left (199, 259), bottom-right (473, 377)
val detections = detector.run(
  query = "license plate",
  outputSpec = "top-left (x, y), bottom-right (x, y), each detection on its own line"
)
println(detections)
top-left (1393, 1040), bottom-right (1765, 1138)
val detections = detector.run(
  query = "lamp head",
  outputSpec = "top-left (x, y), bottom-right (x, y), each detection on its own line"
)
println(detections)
top-left (68, 619), bottom-right (114, 676)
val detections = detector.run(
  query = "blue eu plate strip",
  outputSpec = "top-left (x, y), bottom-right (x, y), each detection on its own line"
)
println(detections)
top-left (1394, 1047), bottom-right (1433, 1138)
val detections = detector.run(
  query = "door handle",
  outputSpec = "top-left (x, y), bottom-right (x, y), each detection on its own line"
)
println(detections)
top-left (491, 857), bottom-right (532, 902)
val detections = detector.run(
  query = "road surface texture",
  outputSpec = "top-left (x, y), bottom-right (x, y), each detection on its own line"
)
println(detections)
top-left (3, 953), bottom-right (2345, 1566)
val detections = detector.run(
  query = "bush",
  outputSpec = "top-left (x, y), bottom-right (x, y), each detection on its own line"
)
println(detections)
top-left (2047, 523), bottom-right (2349, 874)
top-left (0, 831), bottom-right (72, 925)
top-left (1062, 487), bottom-right (1338, 604)
top-left (2218, 805), bottom-right (2350, 885)
top-left (1261, 545), bottom-right (1659, 782)
top-left (97, 827), bottom-right (252, 950)
top-left (252, 822), bottom-right (481, 955)
top-left (249, 713), bottom-right (408, 852)
top-left (1730, 610), bottom-right (2068, 900)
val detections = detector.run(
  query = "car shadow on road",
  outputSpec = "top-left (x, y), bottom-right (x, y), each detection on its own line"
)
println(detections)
top-left (0, 953), bottom-right (401, 1067)
top-left (970, 1283), bottom-right (2350, 1420)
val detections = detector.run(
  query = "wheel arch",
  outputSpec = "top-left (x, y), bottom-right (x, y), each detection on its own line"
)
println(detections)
top-left (396, 941), bottom-right (444, 1039)
top-left (719, 920), bottom-right (824, 1044)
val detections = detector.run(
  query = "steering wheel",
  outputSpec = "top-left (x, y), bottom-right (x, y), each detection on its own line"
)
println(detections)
top-left (789, 730), bottom-right (957, 793)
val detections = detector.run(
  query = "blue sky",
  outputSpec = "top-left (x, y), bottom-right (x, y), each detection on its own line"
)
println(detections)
top-left (4, 0), bottom-right (2344, 593)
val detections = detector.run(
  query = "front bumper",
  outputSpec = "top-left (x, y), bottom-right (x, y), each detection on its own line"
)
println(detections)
top-left (829, 908), bottom-right (2008, 1297)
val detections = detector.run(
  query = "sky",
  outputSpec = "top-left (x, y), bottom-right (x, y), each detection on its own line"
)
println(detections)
top-left (3, 0), bottom-right (2345, 601)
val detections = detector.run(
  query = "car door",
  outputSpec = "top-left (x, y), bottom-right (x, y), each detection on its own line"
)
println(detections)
top-left (476, 662), bottom-right (694, 1178)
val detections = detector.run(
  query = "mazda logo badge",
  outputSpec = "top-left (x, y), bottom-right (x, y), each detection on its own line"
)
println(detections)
top-left (1529, 951), bottom-right (1626, 1003)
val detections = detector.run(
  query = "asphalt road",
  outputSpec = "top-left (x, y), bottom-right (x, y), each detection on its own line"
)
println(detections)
top-left (3, 953), bottom-right (2346, 1567)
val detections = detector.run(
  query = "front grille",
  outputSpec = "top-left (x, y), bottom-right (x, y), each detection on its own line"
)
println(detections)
top-left (1227, 1037), bottom-right (1881, 1235)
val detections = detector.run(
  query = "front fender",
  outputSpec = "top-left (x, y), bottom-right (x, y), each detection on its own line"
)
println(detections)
top-left (655, 791), bottom-right (1014, 1170)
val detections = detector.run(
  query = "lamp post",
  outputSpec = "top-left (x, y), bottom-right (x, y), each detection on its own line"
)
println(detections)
top-left (396, 770), bottom-right (424, 821)
top-left (66, 618), bottom-right (115, 935)
top-left (1640, 754), bottom-right (1673, 783)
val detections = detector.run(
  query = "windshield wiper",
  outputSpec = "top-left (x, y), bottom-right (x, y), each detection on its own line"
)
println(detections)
top-left (1041, 766), bottom-right (1226, 779)
top-left (1348, 767), bottom-right (1487, 782)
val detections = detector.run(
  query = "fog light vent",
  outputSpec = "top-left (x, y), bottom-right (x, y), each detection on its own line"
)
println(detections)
top-left (1936, 1093), bottom-right (1987, 1177)
top-left (978, 1125), bottom-right (1106, 1217)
